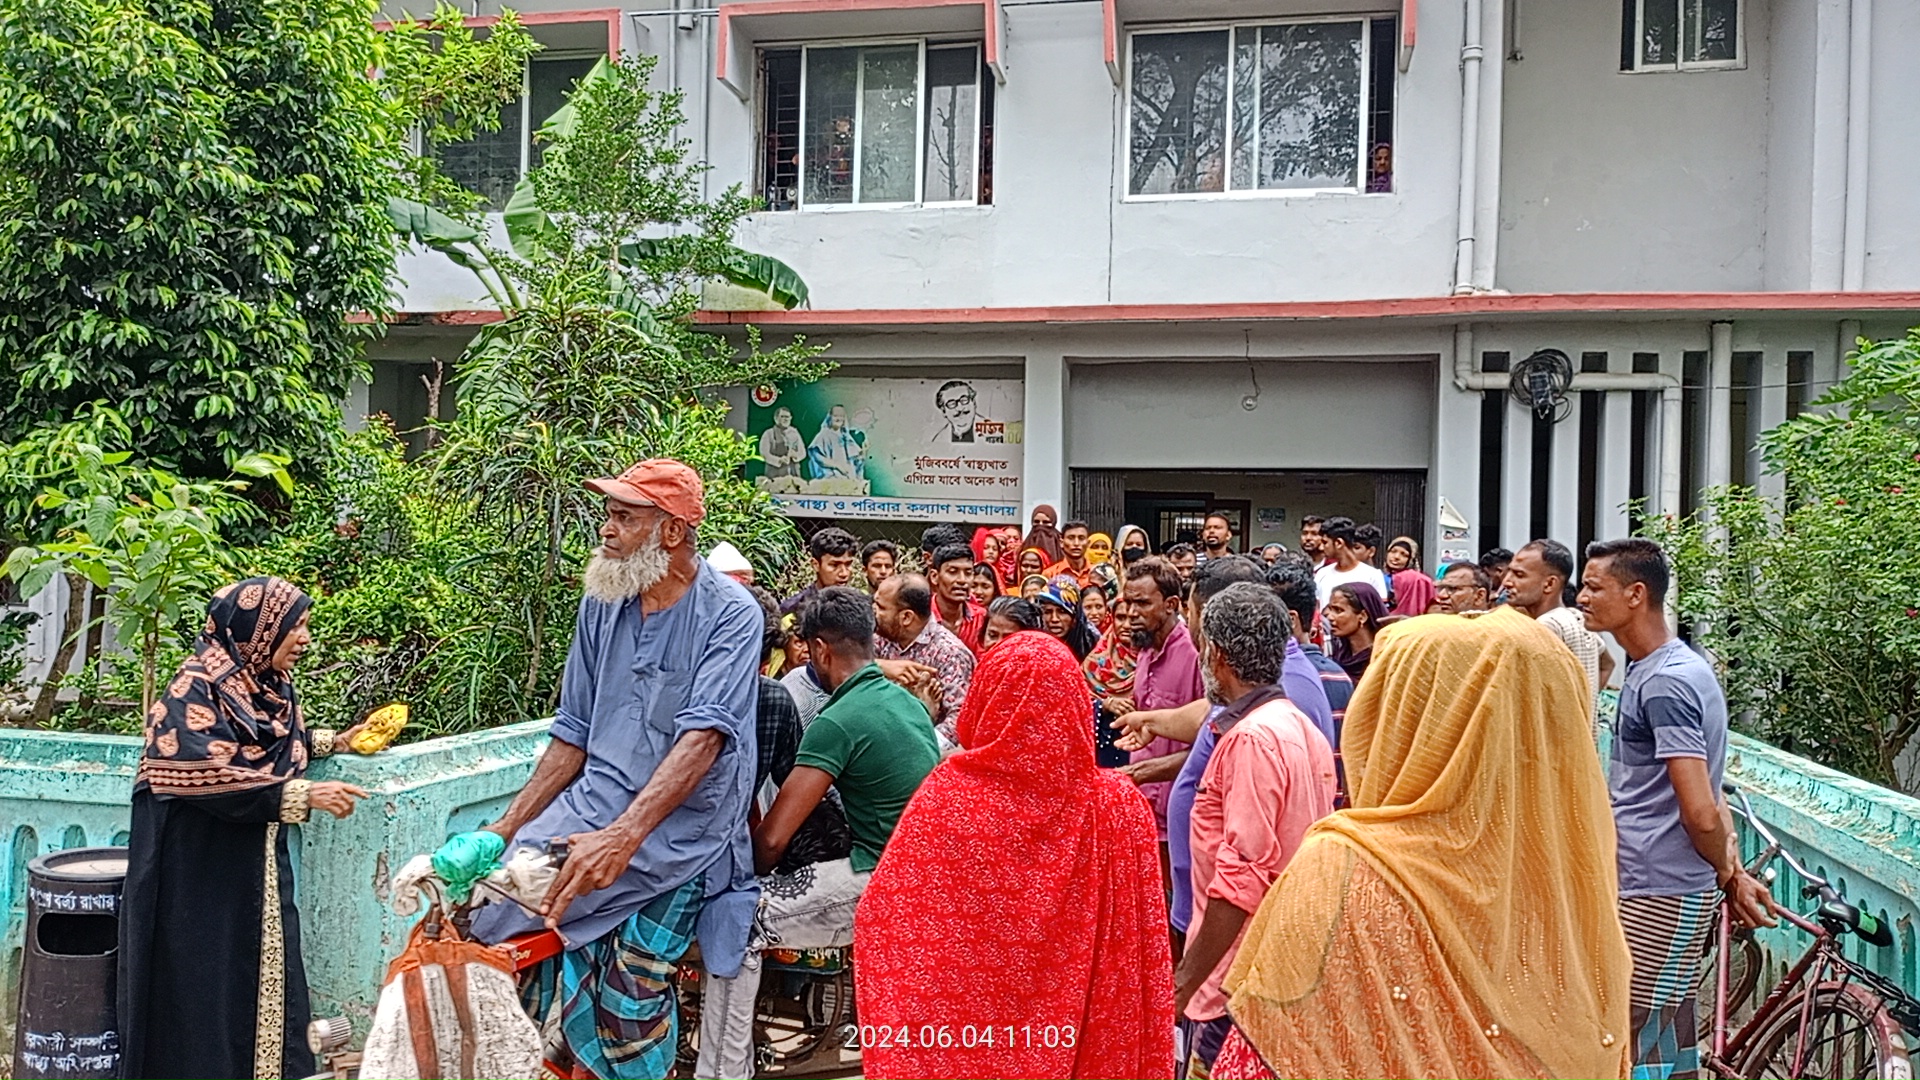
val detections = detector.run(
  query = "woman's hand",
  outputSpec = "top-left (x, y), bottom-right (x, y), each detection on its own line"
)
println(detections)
top-left (309, 781), bottom-right (368, 819)
top-left (335, 722), bottom-right (370, 752)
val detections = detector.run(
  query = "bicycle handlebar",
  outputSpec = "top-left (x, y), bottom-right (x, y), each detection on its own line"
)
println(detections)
top-left (1724, 782), bottom-right (1833, 898)
top-left (1719, 782), bottom-right (1899, 950)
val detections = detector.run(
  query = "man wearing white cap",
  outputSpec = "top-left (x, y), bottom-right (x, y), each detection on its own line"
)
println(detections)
top-left (706, 540), bottom-right (755, 587)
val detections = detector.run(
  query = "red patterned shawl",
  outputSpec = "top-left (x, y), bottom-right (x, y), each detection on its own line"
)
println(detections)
top-left (855, 631), bottom-right (1174, 1079)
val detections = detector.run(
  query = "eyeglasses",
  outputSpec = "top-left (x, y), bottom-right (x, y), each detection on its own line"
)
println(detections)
top-left (937, 393), bottom-right (975, 411)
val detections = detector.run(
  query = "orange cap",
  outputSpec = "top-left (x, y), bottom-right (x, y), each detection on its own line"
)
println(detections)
top-left (585, 459), bottom-right (706, 525)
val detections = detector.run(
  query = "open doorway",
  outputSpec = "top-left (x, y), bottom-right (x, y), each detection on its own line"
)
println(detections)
top-left (1075, 468), bottom-right (1426, 557)
top-left (1123, 491), bottom-right (1250, 551)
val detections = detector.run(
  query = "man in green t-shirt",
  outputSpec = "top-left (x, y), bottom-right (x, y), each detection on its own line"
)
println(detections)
top-left (696, 585), bottom-right (941, 1079)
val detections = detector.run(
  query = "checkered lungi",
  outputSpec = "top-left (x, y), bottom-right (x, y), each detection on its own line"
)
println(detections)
top-left (519, 877), bottom-right (704, 1080)
top-left (1621, 891), bottom-right (1716, 1080)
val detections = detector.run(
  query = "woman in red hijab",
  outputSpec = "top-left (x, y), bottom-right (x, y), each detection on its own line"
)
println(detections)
top-left (855, 631), bottom-right (1174, 1079)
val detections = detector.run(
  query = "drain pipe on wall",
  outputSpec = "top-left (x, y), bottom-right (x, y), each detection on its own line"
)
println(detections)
top-left (1451, 324), bottom-right (1684, 518)
top-left (1842, 0), bottom-right (1872, 291)
top-left (1451, 0), bottom-right (1485, 295)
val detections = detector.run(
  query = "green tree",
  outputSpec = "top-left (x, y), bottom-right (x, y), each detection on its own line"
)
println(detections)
top-left (1646, 330), bottom-right (1920, 789)
top-left (391, 55), bottom-right (828, 722)
top-left (0, 0), bottom-right (531, 478)
top-left (2, 412), bottom-right (289, 713)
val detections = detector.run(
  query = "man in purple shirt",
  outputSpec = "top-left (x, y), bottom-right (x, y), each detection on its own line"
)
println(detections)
top-left (1120, 557), bottom-right (1203, 838)
top-left (1116, 556), bottom-right (1336, 946)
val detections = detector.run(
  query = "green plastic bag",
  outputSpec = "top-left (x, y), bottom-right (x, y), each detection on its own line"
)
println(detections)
top-left (430, 830), bottom-right (506, 903)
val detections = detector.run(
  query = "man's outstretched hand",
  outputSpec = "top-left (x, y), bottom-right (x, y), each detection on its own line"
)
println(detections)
top-left (541, 824), bottom-right (641, 929)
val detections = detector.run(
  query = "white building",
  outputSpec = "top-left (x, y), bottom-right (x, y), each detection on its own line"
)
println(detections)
top-left (368, 0), bottom-right (1920, 565)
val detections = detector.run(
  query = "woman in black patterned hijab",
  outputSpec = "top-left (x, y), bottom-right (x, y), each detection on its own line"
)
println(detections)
top-left (119, 577), bottom-right (372, 1080)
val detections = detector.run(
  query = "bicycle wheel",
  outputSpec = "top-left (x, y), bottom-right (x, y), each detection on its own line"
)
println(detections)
top-left (1698, 932), bottom-right (1767, 1043)
top-left (1734, 980), bottom-right (1911, 1079)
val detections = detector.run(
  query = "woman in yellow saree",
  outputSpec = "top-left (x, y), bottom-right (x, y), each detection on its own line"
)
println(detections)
top-left (1214, 606), bottom-right (1633, 1079)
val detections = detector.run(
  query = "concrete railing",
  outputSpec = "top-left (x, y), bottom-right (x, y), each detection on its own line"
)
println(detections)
top-left (1, 720), bottom-right (549, 1055)
top-left (4, 723), bottom-right (1918, 1057)
top-left (1724, 733), bottom-right (1920, 991)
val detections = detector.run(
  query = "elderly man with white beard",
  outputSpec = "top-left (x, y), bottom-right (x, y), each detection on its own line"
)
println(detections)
top-left (469, 458), bottom-right (763, 1080)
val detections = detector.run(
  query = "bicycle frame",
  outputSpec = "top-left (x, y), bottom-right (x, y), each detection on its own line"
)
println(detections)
top-left (1704, 895), bottom-right (1844, 1077)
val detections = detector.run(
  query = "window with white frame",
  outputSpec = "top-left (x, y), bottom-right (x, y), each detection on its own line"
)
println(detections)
top-left (760, 41), bottom-right (994, 210)
top-left (1622, 0), bottom-right (1741, 71)
top-left (1126, 16), bottom-right (1397, 198)
top-left (434, 53), bottom-right (602, 209)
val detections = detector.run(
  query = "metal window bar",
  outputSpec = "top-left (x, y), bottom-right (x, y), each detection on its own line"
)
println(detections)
top-left (798, 40), bottom-right (931, 209)
top-left (1132, 15), bottom-right (1380, 198)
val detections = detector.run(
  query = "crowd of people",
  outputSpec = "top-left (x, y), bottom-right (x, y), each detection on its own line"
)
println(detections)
top-left (117, 459), bottom-right (1774, 1080)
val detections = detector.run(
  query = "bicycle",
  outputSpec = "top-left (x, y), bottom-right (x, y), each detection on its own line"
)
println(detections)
top-left (1698, 784), bottom-right (1920, 1079)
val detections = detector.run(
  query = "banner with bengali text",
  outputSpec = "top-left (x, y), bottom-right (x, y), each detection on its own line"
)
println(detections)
top-left (746, 376), bottom-right (1024, 523)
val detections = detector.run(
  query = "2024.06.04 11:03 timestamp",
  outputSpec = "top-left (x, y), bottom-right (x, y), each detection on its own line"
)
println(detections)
top-left (851, 1025), bottom-right (1079, 1050)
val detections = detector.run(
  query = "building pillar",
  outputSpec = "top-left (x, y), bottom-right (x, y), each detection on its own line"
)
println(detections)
top-left (1705, 322), bottom-right (1735, 498)
top-left (1548, 396), bottom-right (1580, 547)
top-left (1023, 350), bottom-right (1068, 522)
top-left (1502, 395), bottom-right (1533, 552)
top-left (1433, 329), bottom-right (1482, 563)
top-left (1833, 319), bottom-right (1862, 397)
top-left (343, 377), bottom-right (371, 432)
top-left (1657, 350), bottom-right (1684, 521)
top-left (1598, 375), bottom-right (1634, 542)
top-left (1756, 351), bottom-right (1789, 500)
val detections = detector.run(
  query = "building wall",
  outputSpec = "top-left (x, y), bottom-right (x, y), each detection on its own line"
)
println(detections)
top-left (1496, 0), bottom-right (1771, 292)
top-left (1068, 359), bottom-right (1435, 470)
top-left (1864, 0), bottom-right (1920, 288)
top-left (383, 0), bottom-right (1920, 310)
top-left (391, 0), bottom-right (1469, 310)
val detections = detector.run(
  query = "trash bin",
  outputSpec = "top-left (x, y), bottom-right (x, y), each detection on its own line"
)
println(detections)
top-left (11, 847), bottom-right (127, 1080)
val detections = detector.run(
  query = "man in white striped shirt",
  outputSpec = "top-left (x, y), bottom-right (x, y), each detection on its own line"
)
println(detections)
top-left (1503, 540), bottom-right (1614, 739)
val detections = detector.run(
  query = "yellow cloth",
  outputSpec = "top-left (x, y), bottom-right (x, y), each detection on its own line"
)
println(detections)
top-left (1224, 606), bottom-right (1632, 1079)
top-left (1086, 532), bottom-right (1113, 564)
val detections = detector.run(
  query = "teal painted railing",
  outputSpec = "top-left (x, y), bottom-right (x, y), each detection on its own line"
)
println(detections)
top-left (4, 723), bottom-right (1918, 1057)
top-left (1723, 733), bottom-right (1920, 993)
top-left (1, 720), bottom-right (549, 1055)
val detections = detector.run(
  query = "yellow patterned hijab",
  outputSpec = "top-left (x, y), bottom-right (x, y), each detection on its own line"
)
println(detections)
top-left (1226, 606), bottom-right (1632, 1078)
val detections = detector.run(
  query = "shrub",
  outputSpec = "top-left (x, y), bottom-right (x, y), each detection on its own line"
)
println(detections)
top-left (1647, 330), bottom-right (1920, 789)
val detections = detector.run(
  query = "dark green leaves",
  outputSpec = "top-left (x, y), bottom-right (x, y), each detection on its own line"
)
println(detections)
top-left (1645, 328), bottom-right (1920, 791)
top-left (0, 0), bottom-right (401, 478)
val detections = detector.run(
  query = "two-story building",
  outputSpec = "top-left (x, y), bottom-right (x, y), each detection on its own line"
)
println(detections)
top-left (370, 0), bottom-right (1920, 565)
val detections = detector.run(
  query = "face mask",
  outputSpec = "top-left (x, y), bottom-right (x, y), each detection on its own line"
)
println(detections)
top-left (1122, 547), bottom-right (1147, 565)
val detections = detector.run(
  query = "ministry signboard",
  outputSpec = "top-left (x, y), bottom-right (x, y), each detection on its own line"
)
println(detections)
top-left (746, 376), bottom-right (1025, 523)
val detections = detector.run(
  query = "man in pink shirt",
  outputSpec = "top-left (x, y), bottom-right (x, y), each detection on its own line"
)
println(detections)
top-left (1118, 557), bottom-right (1205, 838)
top-left (1176, 582), bottom-right (1337, 1077)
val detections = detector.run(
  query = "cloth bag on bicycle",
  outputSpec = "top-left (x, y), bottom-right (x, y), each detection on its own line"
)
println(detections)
top-left (358, 922), bottom-right (542, 1079)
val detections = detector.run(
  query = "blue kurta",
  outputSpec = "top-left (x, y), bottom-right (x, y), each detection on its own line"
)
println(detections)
top-left (474, 562), bottom-right (763, 976)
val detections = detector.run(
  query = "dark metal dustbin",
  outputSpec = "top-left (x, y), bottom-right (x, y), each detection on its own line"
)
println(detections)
top-left (11, 847), bottom-right (127, 1080)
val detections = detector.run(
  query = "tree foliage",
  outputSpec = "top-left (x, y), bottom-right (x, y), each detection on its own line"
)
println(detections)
top-left (0, 0), bottom-right (534, 478)
top-left (2, 407), bottom-right (289, 713)
top-left (407, 54), bottom-right (828, 717)
top-left (259, 54), bottom-right (830, 737)
top-left (1646, 330), bottom-right (1920, 790)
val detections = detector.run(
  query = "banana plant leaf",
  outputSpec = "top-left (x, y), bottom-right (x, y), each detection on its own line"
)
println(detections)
top-left (619, 239), bottom-right (808, 310)
top-left (502, 176), bottom-right (555, 260)
top-left (387, 195), bottom-right (481, 245)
